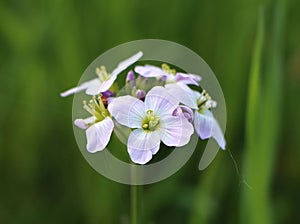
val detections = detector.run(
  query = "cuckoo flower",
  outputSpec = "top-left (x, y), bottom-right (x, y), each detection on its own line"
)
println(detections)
top-left (60, 51), bottom-right (143, 97)
top-left (108, 86), bottom-right (194, 164)
top-left (166, 83), bottom-right (226, 149)
top-left (134, 64), bottom-right (201, 86)
top-left (74, 95), bottom-right (114, 152)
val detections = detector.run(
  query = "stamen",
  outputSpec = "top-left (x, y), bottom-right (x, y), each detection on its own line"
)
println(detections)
top-left (83, 100), bottom-right (94, 115)
top-left (162, 63), bottom-right (176, 74)
top-left (198, 89), bottom-right (216, 109)
top-left (82, 95), bottom-right (110, 121)
top-left (96, 66), bottom-right (109, 82)
top-left (162, 63), bottom-right (170, 71)
top-left (142, 111), bottom-right (160, 131)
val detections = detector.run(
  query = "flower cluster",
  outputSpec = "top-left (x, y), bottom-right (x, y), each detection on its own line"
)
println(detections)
top-left (61, 52), bottom-right (225, 164)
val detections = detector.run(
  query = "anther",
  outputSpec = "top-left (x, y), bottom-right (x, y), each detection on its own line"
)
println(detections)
top-left (146, 110), bottom-right (153, 115)
top-left (162, 63), bottom-right (176, 74)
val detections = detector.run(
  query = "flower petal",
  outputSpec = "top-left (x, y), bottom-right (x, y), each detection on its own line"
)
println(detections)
top-left (127, 129), bottom-right (161, 164)
top-left (61, 52), bottom-right (142, 97)
top-left (86, 117), bottom-right (114, 153)
top-left (165, 74), bottom-right (176, 83)
top-left (194, 110), bottom-right (226, 149)
top-left (194, 110), bottom-right (213, 140)
top-left (86, 73), bottom-right (118, 95)
top-left (108, 95), bottom-right (145, 128)
top-left (107, 96), bottom-right (115, 105)
top-left (172, 106), bottom-right (194, 122)
top-left (158, 115), bottom-right (194, 147)
top-left (175, 73), bottom-right (201, 86)
top-left (211, 117), bottom-right (226, 150)
top-left (74, 116), bottom-right (96, 129)
top-left (134, 65), bottom-right (165, 78)
top-left (112, 51), bottom-right (143, 76)
top-left (165, 83), bottom-right (198, 109)
top-left (85, 52), bottom-right (143, 95)
top-left (60, 79), bottom-right (100, 97)
top-left (145, 86), bottom-right (179, 117)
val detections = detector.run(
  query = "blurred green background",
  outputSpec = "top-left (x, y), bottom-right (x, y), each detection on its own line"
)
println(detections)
top-left (0, 0), bottom-right (299, 223)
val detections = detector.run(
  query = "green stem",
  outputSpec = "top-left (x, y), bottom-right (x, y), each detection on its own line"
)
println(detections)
top-left (131, 184), bottom-right (144, 224)
top-left (130, 163), bottom-right (144, 224)
top-left (131, 184), bottom-right (138, 224)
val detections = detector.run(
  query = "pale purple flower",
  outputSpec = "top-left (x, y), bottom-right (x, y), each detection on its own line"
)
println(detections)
top-left (108, 86), bottom-right (194, 164)
top-left (74, 96), bottom-right (114, 152)
top-left (134, 63), bottom-right (201, 86)
top-left (166, 83), bottom-right (226, 149)
top-left (60, 51), bottom-right (143, 97)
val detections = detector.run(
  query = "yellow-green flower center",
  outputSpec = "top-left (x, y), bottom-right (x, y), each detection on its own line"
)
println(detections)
top-left (83, 95), bottom-right (110, 122)
top-left (142, 110), bottom-right (160, 131)
top-left (197, 90), bottom-right (217, 113)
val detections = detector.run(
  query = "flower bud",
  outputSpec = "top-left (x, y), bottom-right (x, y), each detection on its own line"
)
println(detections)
top-left (136, 89), bottom-right (146, 100)
top-left (126, 70), bottom-right (135, 87)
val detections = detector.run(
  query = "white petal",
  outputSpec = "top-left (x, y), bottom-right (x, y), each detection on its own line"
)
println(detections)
top-left (60, 79), bottom-right (100, 97)
top-left (194, 110), bottom-right (213, 140)
top-left (85, 74), bottom-right (118, 95)
top-left (165, 83), bottom-right (198, 109)
top-left (74, 116), bottom-right (95, 129)
top-left (127, 129), bottom-right (161, 164)
top-left (194, 110), bottom-right (226, 149)
top-left (134, 65), bottom-right (165, 78)
top-left (112, 51), bottom-right (143, 76)
top-left (108, 95), bottom-right (145, 128)
top-left (158, 115), bottom-right (194, 147)
top-left (85, 52), bottom-right (143, 95)
top-left (172, 106), bottom-right (194, 122)
top-left (106, 96), bottom-right (115, 105)
top-left (175, 73), bottom-right (201, 86)
top-left (145, 86), bottom-right (179, 117)
top-left (86, 117), bottom-right (114, 153)
top-left (165, 74), bottom-right (177, 83)
top-left (211, 117), bottom-right (226, 150)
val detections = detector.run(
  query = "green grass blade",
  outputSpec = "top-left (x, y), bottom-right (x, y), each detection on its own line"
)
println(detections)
top-left (241, 1), bottom-right (286, 223)
top-left (241, 7), bottom-right (265, 224)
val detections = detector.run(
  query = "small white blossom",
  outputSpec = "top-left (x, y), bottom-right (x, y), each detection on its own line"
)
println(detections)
top-left (166, 83), bottom-right (226, 149)
top-left (74, 96), bottom-right (114, 152)
top-left (108, 86), bottom-right (194, 164)
top-left (60, 51), bottom-right (143, 97)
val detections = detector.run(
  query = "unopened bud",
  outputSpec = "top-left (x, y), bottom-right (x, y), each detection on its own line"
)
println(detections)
top-left (136, 89), bottom-right (146, 99)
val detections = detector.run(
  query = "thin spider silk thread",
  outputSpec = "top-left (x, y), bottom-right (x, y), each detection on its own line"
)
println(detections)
top-left (226, 146), bottom-right (253, 190)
